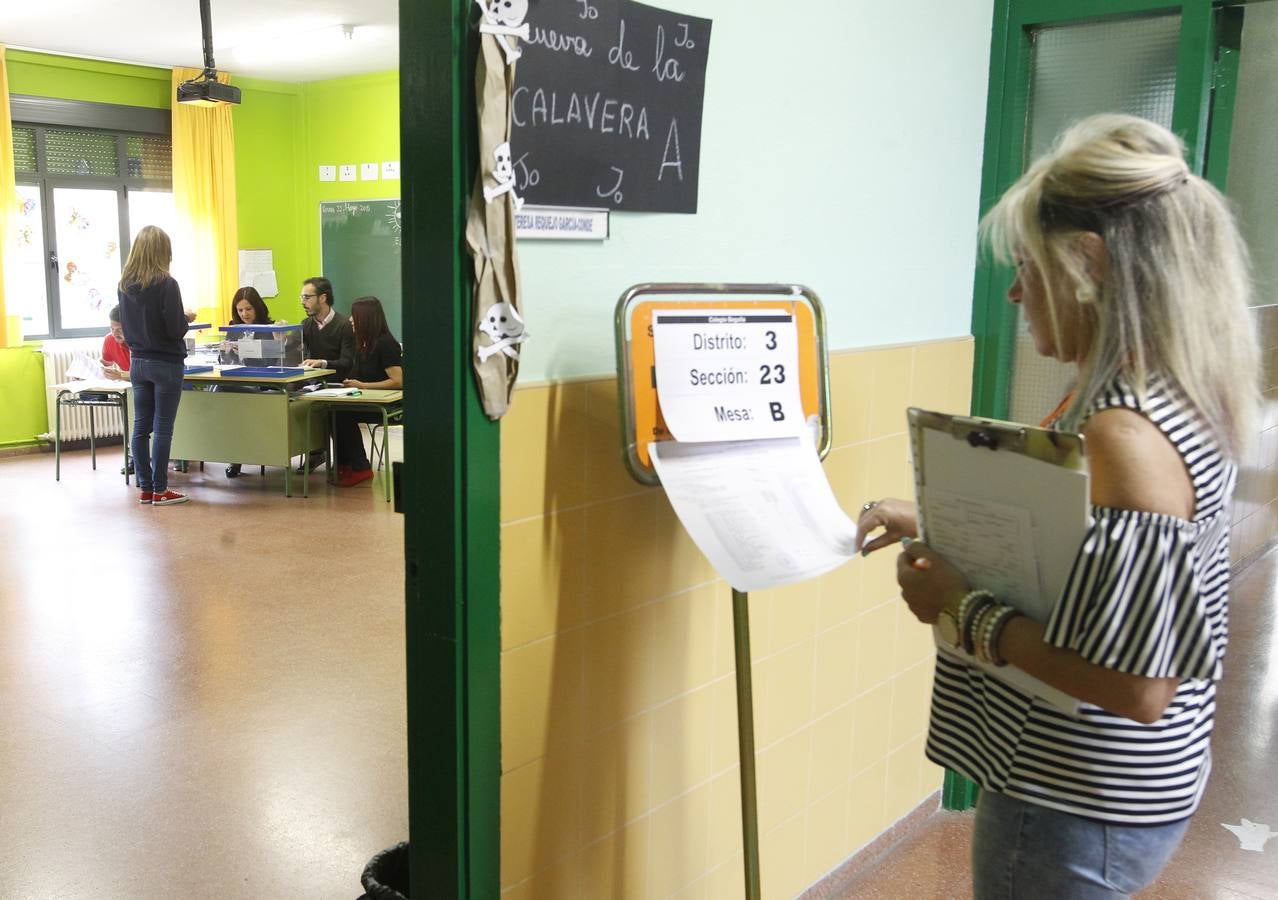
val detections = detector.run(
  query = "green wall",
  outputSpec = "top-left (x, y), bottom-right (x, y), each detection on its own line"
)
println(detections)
top-left (297, 71), bottom-right (402, 320)
top-left (0, 347), bottom-right (48, 447)
top-left (231, 76), bottom-right (309, 324)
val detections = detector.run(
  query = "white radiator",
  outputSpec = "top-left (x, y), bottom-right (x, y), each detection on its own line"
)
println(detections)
top-left (40, 341), bottom-right (125, 443)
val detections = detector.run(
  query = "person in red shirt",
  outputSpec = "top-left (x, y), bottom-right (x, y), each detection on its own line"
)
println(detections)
top-left (101, 305), bottom-right (131, 380)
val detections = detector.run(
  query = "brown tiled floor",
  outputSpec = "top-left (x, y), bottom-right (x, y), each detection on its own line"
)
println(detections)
top-left (824, 545), bottom-right (1278, 899)
top-left (0, 448), bottom-right (407, 898)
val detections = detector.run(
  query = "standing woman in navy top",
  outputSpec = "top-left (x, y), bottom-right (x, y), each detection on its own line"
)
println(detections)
top-left (855, 115), bottom-right (1259, 898)
top-left (333, 296), bottom-right (403, 487)
top-left (117, 225), bottom-right (193, 506)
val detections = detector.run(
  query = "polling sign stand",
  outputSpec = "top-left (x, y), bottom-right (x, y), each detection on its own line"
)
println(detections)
top-left (615, 283), bottom-right (830, 900)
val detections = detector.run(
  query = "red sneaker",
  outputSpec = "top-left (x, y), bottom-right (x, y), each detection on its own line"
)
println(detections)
top-left (338, 468), bottom-right (375, 488)
top-left (337, 464), bottom-right (353, 479)
top-left (151, 490), bottom-right (190, 506)
top-left (139, 491), bottom-right (154, 504)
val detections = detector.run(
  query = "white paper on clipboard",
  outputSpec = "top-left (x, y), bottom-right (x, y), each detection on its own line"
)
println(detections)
top-left (910, 408), bottom-right (1090, 713)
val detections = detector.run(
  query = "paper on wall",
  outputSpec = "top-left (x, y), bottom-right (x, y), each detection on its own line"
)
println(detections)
top-left (252, 271), bottom-right (279, 298)
top-left (238, 249), bottom-right (275, 295)
top-left (650, 432), bottom-right (859, 592)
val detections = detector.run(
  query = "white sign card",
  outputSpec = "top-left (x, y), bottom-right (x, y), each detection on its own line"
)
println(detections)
top-left (318, 165), bottom-right (337, 182)
top-left (650, 433), bottom-right (859, 592)
top-left (515, 206), bottom-right (609, 240)
top-left (653, 310), bottom-right (806, 442)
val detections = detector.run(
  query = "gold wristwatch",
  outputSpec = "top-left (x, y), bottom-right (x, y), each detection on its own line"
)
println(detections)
top-left (936, 608), bottom-right (961, 649)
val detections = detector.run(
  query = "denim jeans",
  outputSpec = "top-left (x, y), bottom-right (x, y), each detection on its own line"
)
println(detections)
top-left (971, 790), bottom-right (1191, 899)
top-left (130, 357), bottom-right (185, 493)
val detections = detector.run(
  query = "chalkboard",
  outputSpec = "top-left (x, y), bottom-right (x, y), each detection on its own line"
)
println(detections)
top-left (319, 199), bottom-right (404, 336)
top-left (510, 0), bottom-right (713, 214)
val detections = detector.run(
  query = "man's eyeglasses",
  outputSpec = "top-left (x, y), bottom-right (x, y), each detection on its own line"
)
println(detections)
top-left (300, 293), bottom-right (318, 300)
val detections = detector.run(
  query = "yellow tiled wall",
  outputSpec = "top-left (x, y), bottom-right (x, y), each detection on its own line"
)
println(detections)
top-left (1233, 305), bottom-right (1278, 562)
top-left (499, 337), bottom-right (974, 899)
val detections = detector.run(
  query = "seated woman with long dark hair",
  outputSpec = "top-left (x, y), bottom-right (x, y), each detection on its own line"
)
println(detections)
top-left (333, 296), bottom-right (403, 487)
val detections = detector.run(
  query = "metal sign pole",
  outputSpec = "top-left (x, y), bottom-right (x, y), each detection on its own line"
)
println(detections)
top-left (732, 587), bottom-right (763, 900)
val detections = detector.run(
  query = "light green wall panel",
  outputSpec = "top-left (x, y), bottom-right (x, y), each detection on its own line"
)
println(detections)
top-left (299, 71), bottom-right (401, 319)
top-left (0, 348), bottom-right (49, 447)
top-left (232, 79), bottom-right (309, 325)
top-left (6, 49), bottom-right (170, 109)
top-left (515, 0), bottom-right (994, 381)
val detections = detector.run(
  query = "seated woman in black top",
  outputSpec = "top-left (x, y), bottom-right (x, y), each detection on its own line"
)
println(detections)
top-left (334, 296), bottom-right (403, 487)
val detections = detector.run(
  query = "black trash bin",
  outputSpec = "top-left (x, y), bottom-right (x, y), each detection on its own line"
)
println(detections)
top-left (358, 841), bottom-right (410, 900)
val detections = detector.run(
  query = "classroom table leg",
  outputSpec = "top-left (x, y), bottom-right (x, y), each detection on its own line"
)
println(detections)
top-left (382, 409), bottom-right (391, 502)
top-left (121, 397), bottom-right (131, 485)
top-left (89, 405), bottom-right (97, 470)
top-left (303, 405), bottom-right (313, 499)
top-left (55, 393), bottom-right (64, 482)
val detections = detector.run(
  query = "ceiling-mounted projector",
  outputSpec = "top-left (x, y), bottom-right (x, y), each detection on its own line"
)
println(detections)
top-left (177, 0), bottom-right (241, 106)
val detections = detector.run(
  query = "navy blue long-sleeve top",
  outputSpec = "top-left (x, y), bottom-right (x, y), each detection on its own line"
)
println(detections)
top-left (118, 276), bottom-right (189, 363)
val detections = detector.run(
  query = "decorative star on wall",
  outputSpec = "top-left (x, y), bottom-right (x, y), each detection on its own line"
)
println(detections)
top-left (1221, 819), bottom-right (1277, 853)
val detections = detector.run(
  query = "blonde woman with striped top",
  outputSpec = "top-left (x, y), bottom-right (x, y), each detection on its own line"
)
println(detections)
top-left (855, 114), bottom-right (1259, 898)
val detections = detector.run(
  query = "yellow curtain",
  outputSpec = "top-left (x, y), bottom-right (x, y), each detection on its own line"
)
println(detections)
top-left (171, 67), bottom-right (238, 327)
top-left (0, 47), bottom-right (20, 346)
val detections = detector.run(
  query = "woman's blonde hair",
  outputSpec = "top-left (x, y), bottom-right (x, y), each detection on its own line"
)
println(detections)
top-left (980, 114), bottom-right (1259, 458)
top-left (118, 225), bottom-right (173, 292)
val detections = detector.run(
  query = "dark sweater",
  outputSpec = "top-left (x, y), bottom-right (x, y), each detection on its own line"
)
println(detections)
top-left (118, 276), bottom-right (188, 363)
top-left (301, 309), bottom-right (355, 379)
top-left (351, 333), bottom-right (403, 383)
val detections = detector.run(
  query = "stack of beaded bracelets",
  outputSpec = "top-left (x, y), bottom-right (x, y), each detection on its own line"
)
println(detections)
top-left (955, 589), bottom-right (1020, 667)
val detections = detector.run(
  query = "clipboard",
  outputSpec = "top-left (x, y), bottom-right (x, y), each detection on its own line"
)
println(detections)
top-left (908, 407), bottom-right (1089, 713)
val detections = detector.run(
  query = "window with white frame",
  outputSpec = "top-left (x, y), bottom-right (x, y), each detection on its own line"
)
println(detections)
top-left (11, 121), bottom-right (174, 339)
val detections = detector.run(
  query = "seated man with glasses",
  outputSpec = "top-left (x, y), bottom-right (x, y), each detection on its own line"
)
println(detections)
top-left (299, 276), bottom-right (355, 379)
top-left (299, 275), bottom-right (356, 474)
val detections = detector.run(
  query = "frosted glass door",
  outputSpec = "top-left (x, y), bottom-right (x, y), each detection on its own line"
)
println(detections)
top-left (51, 187), bottom-right (123, 331)
top-left (1006, 14), bottom-right (1181, 425)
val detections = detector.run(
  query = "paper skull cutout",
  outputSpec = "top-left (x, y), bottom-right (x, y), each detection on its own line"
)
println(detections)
top-left (480, 302), bottom-right (525, 342)
top-left (492, 0), bottom-right (529, 27)
top-left (493, 142), bottom-right (514, 185)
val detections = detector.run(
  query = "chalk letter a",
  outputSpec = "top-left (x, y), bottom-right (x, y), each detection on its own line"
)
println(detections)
top-left (659, 118), bottom-right (683, 182)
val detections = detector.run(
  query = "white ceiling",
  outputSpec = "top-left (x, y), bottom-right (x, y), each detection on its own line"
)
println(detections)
top-left (3, 0), bottom-right (399, 83)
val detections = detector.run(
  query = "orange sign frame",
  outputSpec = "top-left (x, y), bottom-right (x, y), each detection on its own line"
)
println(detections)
top-left (614, 284), bottom-right (830, 485)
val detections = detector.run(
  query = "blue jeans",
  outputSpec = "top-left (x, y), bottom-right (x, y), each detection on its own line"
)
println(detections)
top-left (972, 790), bottom-right (1190, 898)
top-left (130, 357), bottom-right (184, 493)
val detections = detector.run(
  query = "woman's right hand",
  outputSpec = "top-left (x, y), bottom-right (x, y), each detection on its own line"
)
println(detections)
top-left (854, 498), bottom-right (918, 555)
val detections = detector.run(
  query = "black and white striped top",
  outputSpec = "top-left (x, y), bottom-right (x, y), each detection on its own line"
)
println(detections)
top-left (926, 372), bottom-right (1235, 824)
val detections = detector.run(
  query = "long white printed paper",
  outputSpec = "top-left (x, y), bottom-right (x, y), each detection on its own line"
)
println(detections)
top-left (650, 434), bottom-right (858, 592)
top-left (653, 310), bottom-right (806, 442)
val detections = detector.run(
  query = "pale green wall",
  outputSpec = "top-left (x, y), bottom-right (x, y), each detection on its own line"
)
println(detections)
top-left (516, 0), bottom-right (994, 381)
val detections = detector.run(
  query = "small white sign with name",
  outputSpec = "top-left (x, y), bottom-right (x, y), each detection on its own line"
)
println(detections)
top-left (653, 310), bottom-right (805, 442)
top-left (381, 160), bottom-right (400, 180)
top-left (339, 164), bottom-right (357, 182)
top-left (361, 162), bottom-right (380, 181)
top-left (318, 165), bottom-right (337, 182)
top-left (514, 205), bottom-right (609, 241)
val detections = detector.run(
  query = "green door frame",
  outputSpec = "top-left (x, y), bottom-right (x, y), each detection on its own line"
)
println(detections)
top-left (956, 0), bottom-right (1243, 812)
top-left (970, 0), bottom-right (1228, 423)
top-left (400, 1), bottom-right (501, 895)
